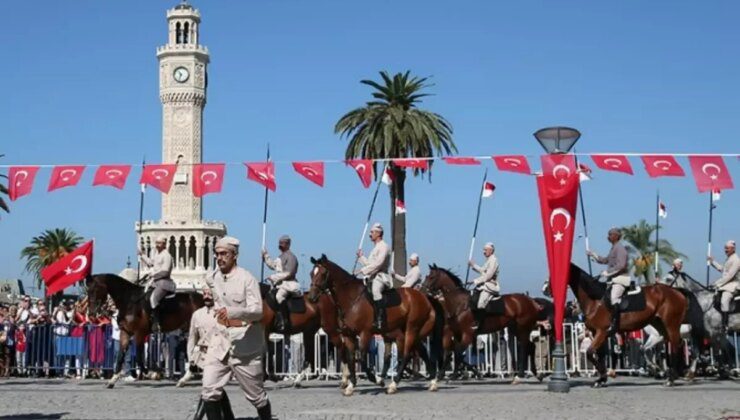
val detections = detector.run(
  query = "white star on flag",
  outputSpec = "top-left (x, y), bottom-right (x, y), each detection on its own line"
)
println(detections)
top-left (553, 231), bottom-right (564, 242)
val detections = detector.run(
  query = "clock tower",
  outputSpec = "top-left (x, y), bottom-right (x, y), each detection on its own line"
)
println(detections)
top-left (132, 2), bottom-right (227, 290)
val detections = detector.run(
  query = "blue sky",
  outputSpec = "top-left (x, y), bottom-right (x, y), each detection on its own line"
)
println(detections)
top-left (1, 0), bottom-right (738, 296)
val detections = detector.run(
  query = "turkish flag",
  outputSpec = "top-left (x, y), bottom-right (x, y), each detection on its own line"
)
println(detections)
top-left (393, 158), bottom-right (429, 170)
top-left (140, 164), bottom-right (177, 193)
top-left (591, 155), bottom-right (633, 175)
top-left (641, 155), bottom-right (685, 177)
top-left (442, 157), bottom-right (481, 165)
top-left (537, 155), bottom-right (579, 343)
top-left (48, 165), bottom-right (85, 192)
top-left (292, 161), bottom-right (325, 187)
top-left (492, 155), bottom-right (531, 175)
top-left (346, 159), bottom-right (373, 188)
top-left (41, 240), bottom-right (93, 296)
top-left (687, 156), bottom-right (734, 193)
top-left (192, 163), bottom-right (225, 197)
top-left (8, 166), bottom-right (40, 201)
top-left (93, 165), bottom-right (131, 190)
top-left (245, 162), bottom-right (276, 192)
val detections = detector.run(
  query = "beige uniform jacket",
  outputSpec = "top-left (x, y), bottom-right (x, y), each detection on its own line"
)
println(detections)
top-left (711, 253), bottom-right (740, 293)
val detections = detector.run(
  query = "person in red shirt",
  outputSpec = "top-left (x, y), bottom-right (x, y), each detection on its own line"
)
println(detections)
top-left (15, 324), bottom-right (27, 376)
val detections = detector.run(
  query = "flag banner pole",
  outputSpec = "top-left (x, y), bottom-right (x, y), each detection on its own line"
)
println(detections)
top-left (260, 145), bottom-right (271, 283)
top-left (465, 168), bottom-right (488, 286)
top-left (706, 192), bottom-right (715, 286)
top-left (655, 190), bottom-right (660, 278)
top-left (352, 162), bottom-right (387, 274)
top-left (136, 156), bottom-right (146, 283)
top-left (573, 152), bottom-right (593, 276)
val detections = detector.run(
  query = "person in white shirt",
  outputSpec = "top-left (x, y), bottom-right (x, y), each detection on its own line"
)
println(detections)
top-left (393, 253), bottom-right (422, 289)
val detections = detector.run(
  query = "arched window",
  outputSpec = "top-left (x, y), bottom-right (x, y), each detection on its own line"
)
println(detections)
top-left (203, 237), bottom-right (210, 270)
top-left (175, 22), bottom-right (182, 44)
top-left (183, 22), bottom-right (189, 44)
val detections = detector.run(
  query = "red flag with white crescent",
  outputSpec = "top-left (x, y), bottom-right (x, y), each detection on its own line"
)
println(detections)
top-left (292, 161), bottom-right (324, 187)
top-left (541, 154), bottom-right (578, 192)
top-left (346, 159), bottom-right (373, 188)
top-left (140, 164), bottom-right (177, 193)
top-left (492, 155), bottom-right (531, 175)
top-left (93, 165), bottom-right (131, 190)
top-left (443, 157), bottom-right (481, 166)
top-left (41, 240), bottom-right (93, 296)
top-left (687, 155), bottom-right (734, 193)
top-left (8, 166), bottom-right (40, 201)
top-left (591, 155), bottom-right (634, 175)
top-left (640, 155), bottom-right (685, 178)
top-left (48, 165), bottom-right (85, 192)
top-left (245, 162), bottom-right (276, 192)
top-left (393, 158), bottom-right (429, 170)
top-left (193, 163), bottom-right (225, 197)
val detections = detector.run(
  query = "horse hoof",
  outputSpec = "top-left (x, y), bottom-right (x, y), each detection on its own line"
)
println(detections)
top-left (377, 378), bottom-right (385, 388)
top-left (428, 379), bottom-right (438, 392)
top-left (342, 383), bottom-right (354, 397)
top-left (386, 381), bottom-right (398, 394)
top-left (607, 369), bottom-right (617, 379)
top-left (106, 382), bottom-right (115, 389)
top-left (339, 380), bottom-right (348, 390)
top-left (511, 376), bottom-right (521, 385)
top-left (536, 373), bottom-right (545, 383)
top-left (592, 380), bottom-right (606, 389)
top-left (663, 380), bottom-right (674, 387)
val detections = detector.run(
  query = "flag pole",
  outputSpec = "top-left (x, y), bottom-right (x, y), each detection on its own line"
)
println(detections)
top-left (654, 190), bottom-right (660, 279)
top-left (260, 144), bottom-right (270, 283)
top-left (706, 192), bottom-right (715, 287)
top-left (573, 152), bottom-right (593, 276)
top-left (136, 156), bottom-right (146, 283)
top-left (352, 162), bottom-right (387, 275)
top-left (465, 168), bottom-right (488, 286)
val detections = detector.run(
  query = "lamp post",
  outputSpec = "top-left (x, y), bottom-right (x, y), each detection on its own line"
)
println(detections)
top-left (534, 126), bottom-right (581, 393)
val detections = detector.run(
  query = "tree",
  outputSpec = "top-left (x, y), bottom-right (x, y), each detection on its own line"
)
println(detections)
top-left (620, 219), bottom-right (686, 284)
top-left (0, 155), bottom-right (9, 217)
top-left (335, 71), bottom-right (456, 274)
top-left (20, 228), bottom-right (84, 290)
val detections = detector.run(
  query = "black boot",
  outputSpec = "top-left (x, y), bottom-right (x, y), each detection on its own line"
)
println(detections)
top-left (277, 304), bottom-right (291, 333)
top-left (474, 309), bottom-right (486, 330)
top-left (193, 398), bottom-right (206, 420)
top-left (203, 401), bottom-right (223, 420)
top-left (608, 306), bottom-right (621, 336)
top-left (373, 300), bottom-right (385, 331)
top-left (257, 401), bottom-right (272, 420)
top-left (220, 392), bottom-right (235, 420)
top-left (721, 312), bottom-right (729, 334)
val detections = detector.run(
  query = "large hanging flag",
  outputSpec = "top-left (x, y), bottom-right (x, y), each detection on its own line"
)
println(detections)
top-left (41, 240), bottom-right (93, 296)
top-left (140, 164), bottom-right (177, 193)
top-left (591, 155), bottom-right (634, 175)
top-left (93, 165), bottom-right (131, 190)
top-left (492, 155), bottom-right (531, 175)
top-left (443, 157), bottom-right (481, 165)
top-left (292, 161), bottom-right (324, 187)
top-left (482, 181), bottom-right (495, 198)
top-left (8, 166), bottom-right (40, 201)
top-left (48, 165), bottom-right (85, 192)
top-left (541, 154), bottom-right (578, 190)
top-left (346, 159), bottom-right (373, 188)
top-left (193, 163), bottom-right (225, 197)
top-left (393, 158), bottom-right (429, 170)
top-left (641, 155), bottom-right (685, 178)
top-left (658, 201), bottom-right (667, 219)
top-left (687, 155), bottom-right (734, 193)
top-left (245, 162), bottom-right (276, 192)
top-left (394, 199), bottom-right (406, 215)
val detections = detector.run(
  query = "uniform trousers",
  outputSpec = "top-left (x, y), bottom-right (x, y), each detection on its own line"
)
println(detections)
top-left (201, 352), bottom-right (268, 409)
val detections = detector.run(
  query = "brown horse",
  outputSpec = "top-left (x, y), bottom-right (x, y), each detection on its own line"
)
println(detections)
top-left (568, 263), bottom-right (688, 387)
top-left (307, 254), bottom-right (441, 395)
top-left (420, 266), bottom-right (542, 383)
top-left (85, 274), bottom-right (203, 388)
top-left (259, 283), bottom-right (346, 386)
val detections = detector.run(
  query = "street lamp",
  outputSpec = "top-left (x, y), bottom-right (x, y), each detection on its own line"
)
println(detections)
top-left (534, 126), bottom-right (581, 393)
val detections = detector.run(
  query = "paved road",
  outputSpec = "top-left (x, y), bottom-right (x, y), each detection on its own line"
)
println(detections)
top-left (0, 376), bottom-right (738, 419)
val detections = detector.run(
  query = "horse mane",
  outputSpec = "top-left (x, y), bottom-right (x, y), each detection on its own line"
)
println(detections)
top-left (321, 257), bottom-right (361, 283)
top-left (433, 266), bottom-right (465, 289)
top-left (569, 263), bottom-right (606, 300)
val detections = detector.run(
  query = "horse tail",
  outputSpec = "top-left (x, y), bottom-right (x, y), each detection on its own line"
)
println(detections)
top-left (683, 291), bottom-right (710, 352)
top-left (427, 296), bottom-right (445, 370)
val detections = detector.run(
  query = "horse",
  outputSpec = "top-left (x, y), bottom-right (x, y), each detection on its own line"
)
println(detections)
top-left (258, 283), bottom-right (346, 386)
top-left (568, 263), bottom-right (688, 387)
top-left (419, 265), bottom-right (542, 383)
top-left (307, 254), bottom-right (442, 396)
top-left (85, 274), bottom-right (204, 389)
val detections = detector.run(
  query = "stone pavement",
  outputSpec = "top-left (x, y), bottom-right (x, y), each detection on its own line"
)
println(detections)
top-left (0, 376), bottom-right (738, 419)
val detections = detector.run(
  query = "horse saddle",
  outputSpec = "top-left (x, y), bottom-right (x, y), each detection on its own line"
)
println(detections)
top-left (363, 287), bottom-right (401, 308)
top-left (265, 291), bottom-right (306, 314)
top-left (469, 291), bottom-right (505, 315)
top-left (606, 283), bottom-right (646, 313)
top-left (713, 290), bottom-right (740, 314)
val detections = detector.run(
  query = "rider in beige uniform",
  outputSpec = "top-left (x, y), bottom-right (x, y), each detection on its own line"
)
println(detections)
top-left (138, 236), bottom-right (175, 326)
top-left (587, 228), bottom-right (629, 335)
top-left (201, 236), bottom-right (271, 420)
top-left (355, 223), bottom-right (391, 330)
top-left (393, 253), bottom-right (422, 289)
top-left (262, 235), bottom-right (301, 332)
top-left (469, 242), bottom-right (500, 327)
top-left (708, 240), bottom-right (739, 332)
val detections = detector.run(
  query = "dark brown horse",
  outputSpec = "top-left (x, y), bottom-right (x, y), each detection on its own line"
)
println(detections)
top-left (569, 263), bottom-right (688, 387)
top-left (420, 266), bottom-right (542, 383)
top-left (307, 255), bottom-right (442, 395)
top-left (259, 283), bottom-right (346, 386)
top-left (85, 274), bottom-right (203, 388)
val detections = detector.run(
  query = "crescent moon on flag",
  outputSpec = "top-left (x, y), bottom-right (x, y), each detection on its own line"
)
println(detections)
top-left (200, 170), bottom-right (218, 185)
top-left (603, 158), bottom-right (622, 168)
top-left (701, 163), bottom-right (721, 176)
top-left (257, 172), bottom-right (269, 181)
top-left (354, 164), bottom-right (366, 172)
top-left (67, 255), bottom-right (88, 274)
top-left (152, 169), bottom-right (170, 179)
top-left (14, 170), bottom-right (29, 186)
top-left (105, 169), bottom-right (123, 179)
top-left (652, 160), bottom-right (672, 171)
top-left (552, 164), bottom-right (572, 179)
top-left (503, 158), bottom-right (521, 166)
top-left (549, 208), bottom-right (572, 229)
top-left (60, 169), bottom-right (78, 181)
top-left (302, 167), bottom-right (318, 177)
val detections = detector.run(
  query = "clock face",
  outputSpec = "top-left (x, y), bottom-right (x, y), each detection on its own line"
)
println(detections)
top-left (173, 67), bottom-right (190, 83)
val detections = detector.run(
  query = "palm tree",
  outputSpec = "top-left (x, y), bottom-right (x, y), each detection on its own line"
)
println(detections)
top-left (0, 154), bottom-right (10, 217)
top-left (620, 219), bottom-right (686, 284)
top-left (20, 228), bottom-right (84, 290)
top-left (335, 71), bottom-right (456, 274)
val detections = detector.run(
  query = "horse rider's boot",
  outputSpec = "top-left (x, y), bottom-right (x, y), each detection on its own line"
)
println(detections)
top-left (193, 398), bottom-right (206, 420)
top-left (373, 300), bottom-right (385, 330)
top-left (257, 400), bottom-right (272, 420)
top-left (474, 309), bottom-right (486, 330)
top-left (219, 391), bottom-right (235, 420)
top-left (608, 305), bottom-right (621, 336)
top-left (203, 400), bottom-right (223, 420)
top-left (279, 303), bottom-right (291, 334)
top-left (721, 312), bottom-right (729, 334)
